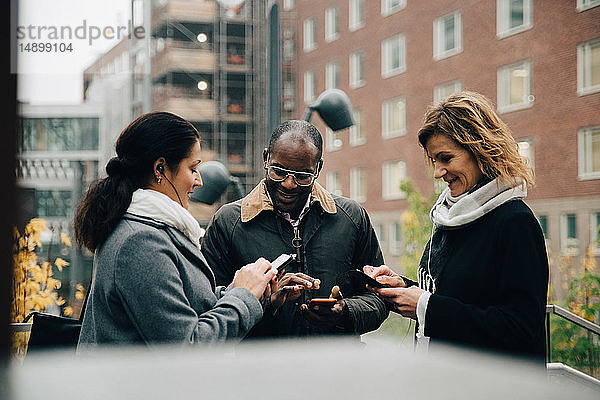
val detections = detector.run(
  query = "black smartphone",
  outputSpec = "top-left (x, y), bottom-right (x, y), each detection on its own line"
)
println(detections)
top-left (349, 269), bottom-right (388, 288)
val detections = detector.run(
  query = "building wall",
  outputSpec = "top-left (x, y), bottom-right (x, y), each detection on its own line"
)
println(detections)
top-left (288, 0), bottom-right (600, 295)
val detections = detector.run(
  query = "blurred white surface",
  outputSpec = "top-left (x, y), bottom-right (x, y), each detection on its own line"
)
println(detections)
top-left (8, 337), bottom-right (598, 399)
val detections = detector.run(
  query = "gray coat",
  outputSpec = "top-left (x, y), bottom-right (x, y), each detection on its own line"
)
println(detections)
top-left (77, 213), bottom-right (263, 352)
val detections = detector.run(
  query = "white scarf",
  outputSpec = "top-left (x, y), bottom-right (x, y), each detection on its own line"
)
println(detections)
top-left (126, 189), bottom-right (202, 249)
top-left (429, 178), bottom-right (527, 229)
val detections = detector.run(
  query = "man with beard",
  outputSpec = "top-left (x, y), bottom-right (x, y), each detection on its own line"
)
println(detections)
top-left (202, 120), bottom-right (388, 339)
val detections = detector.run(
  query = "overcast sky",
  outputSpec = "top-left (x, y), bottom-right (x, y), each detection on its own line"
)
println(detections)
top-left (15, 0), bottom-right (130, 104)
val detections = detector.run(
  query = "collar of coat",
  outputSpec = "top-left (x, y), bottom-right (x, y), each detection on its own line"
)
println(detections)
top-left (240, 179), bottom-right (337, 222)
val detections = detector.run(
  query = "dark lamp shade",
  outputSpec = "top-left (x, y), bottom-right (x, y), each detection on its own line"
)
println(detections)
top-left (191, 161), bottom-right (232, 205)
top-left (304, 89), bottom-right (355, 131)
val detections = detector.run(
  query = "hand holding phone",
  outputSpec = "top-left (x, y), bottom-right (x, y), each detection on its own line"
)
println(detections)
top-left (349, 269), bottom-right (389, 288)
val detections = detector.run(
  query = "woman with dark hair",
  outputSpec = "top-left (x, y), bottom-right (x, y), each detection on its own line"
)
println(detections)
top-left (364, 91), bottom-right (548, 361)
top-left (75, 111), bottom-right (275, 351)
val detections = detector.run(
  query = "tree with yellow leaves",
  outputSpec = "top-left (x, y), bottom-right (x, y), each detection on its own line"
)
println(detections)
top-left (11, 218), bottom-right (84, 323)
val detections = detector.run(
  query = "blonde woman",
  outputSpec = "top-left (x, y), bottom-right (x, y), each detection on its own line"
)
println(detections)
top-left (365, 91), bottom-right (548, 362)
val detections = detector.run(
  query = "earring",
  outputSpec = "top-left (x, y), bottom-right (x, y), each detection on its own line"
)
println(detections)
top-left (156, 176), bottom-right (162, 184)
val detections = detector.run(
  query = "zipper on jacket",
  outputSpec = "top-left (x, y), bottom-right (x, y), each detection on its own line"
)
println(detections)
top-left (291, 225), bottom-right (307, 305)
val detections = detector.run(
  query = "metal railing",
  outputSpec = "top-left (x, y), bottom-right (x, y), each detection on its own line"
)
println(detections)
top-left (546, 304), bottom-right (600, 389)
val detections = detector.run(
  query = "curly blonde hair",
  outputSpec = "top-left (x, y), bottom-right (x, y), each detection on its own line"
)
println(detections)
top-left (417, 91), bottom-right (534, 188)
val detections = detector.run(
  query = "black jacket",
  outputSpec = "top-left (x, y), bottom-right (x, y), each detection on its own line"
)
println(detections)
top-left (202, 180), bottom-right (388, 339)
top-left (417, 199), bottom-right (548, 360)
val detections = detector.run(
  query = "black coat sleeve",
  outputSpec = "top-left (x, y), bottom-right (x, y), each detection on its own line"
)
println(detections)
top-left (424, 210), bottom-right (548, 357)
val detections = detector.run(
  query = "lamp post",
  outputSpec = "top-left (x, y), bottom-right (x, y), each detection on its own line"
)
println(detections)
top-left (302, 89), bottom-right (355, 131)
top-left (192, 89), bottom-right (355, 205)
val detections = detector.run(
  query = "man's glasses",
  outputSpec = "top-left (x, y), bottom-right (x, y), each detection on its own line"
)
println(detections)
top-left (266, 165), bottom-right (316, 187)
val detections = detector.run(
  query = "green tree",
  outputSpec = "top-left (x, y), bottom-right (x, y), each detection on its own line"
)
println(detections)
top-left (398, 180), bottom-right (438, 280)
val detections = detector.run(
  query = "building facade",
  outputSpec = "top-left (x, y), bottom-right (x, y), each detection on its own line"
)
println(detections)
top-left (16, 103), bottom-right (105, 305)
top-left (285, 0), bottom-right (600, 300)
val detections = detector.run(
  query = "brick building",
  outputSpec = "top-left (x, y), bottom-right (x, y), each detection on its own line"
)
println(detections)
top-left (282, 0), bottom-right (600, 300)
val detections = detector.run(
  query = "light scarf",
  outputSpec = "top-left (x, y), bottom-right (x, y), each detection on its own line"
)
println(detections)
top-left (429, 178), bottom-right (527, 229)
top-left (126, 189), bottom-right (202, 249)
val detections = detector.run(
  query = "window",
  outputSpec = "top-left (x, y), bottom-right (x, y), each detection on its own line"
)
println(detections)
top-left (283, 0), bottom-right (295, 11)
top-left (591, 212), bottom-right (600, 254)
top-left (36, 190), bottom-right (73, 217)
top-left (390, 222), bottom-right (402, 255)
top-left (326, 171), bottom-right (343, 196)
top-left (497, 0), bottom-right (532, 38)
top-left (21, 118), bottom-right (100, 152)
top-left (325, 7), bottom-right (339, 42)
top-left (349, 0), bottom-right (365, 31)
top-left (577, 0), bottom-right (600, 11)
top-left (349, 51), bottom-right (365, 88)
top-left (326, 128), bottom-right (343, 151)
top-left (578, 126), bottom-right (600, 179)
top-left (350, 166), bottom-right (366, 202)
top-left (375, 223), bottom-right (387, 247)
top-left (382, 96), bottom-right (406, 138)
top-left (381, 0), bottom-right (406, 16)
top-left (517, 139), bottom-right (534, 170)
top-left (537, 215), bottom-right (548, 239)
top-left (303, 70), bottom-right (316, 104)
top-left (382, 160), bottom-right (407, 200)
top-left (433, 80), bottom-right (462, 104)
top-left (497, 59), bottom-right (533, 113)
top-left (349, 109), bottom-right (366, 146)
top-left (561, 213), bottom-right (579, 254)
top-left (303, 18), bottom-right (316, 52)
top-left (433, 11), bottom-right (462, 60)
top-left (577, 38), bottom-right (600, 95)
top-left (381, 34), bottom-right (406, 78)
top-left (325, 61), bottom-right (340, 90)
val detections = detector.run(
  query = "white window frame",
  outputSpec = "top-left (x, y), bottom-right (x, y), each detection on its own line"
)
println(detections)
top-left (326, 171), bottom-right (343, 196)
top-left (303, 70), bottom-right (316, 104)
top-left (349, 51), bottom-right (365, 88)
top-left (325, 128), bottom-right (342, 152)
top-left (350, 166), bottom-right (366, 203)
top-left (496, 0), bottom-right (533, 39)
top-left (381, 0), bottom-right (406, 17)
top-left (517, 139), bottom-right (535, 171)
top-left (577, 37), bottom-right (600, 96)
top-left (578, 126), bottom-right (600, 180)
top-left (433, 80), bottom-right (462, 105)
top-left (382, 160), bottom-right (407, 200)
top-left (325, 6), bottom-right (339, 42)
top-left (577, 0), bottom-right (600, 12)
top-left (560, 213), bottom-right (579, 255)
top-left (382, 96), bottom-right (406, 138)
top-left (381, 34), bottom-right (406, 78)
top-left (497, 59), bottom-right (533, 113)
top-left (591, 211), bottom-right (600, 254)
top-left (325, 61), bottom-right (340, 90)
top-left (349, 109), bottom-right (366, 146)
top-left (433, 11), bottom-right (462, 60)
top-left (303, 18), bottom-right (316, 52)
top-left (283, 0), bottom-right (295, 11)
top-left (349, 0), bottom-right (365, 31)
top-left (390, 222), bottom-right (402, 255)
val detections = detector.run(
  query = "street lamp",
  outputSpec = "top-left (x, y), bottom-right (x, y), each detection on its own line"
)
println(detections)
top-left (302, 89), bottom-right (355, 131)
top-left (190, 161), bottom-right (244, 205)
